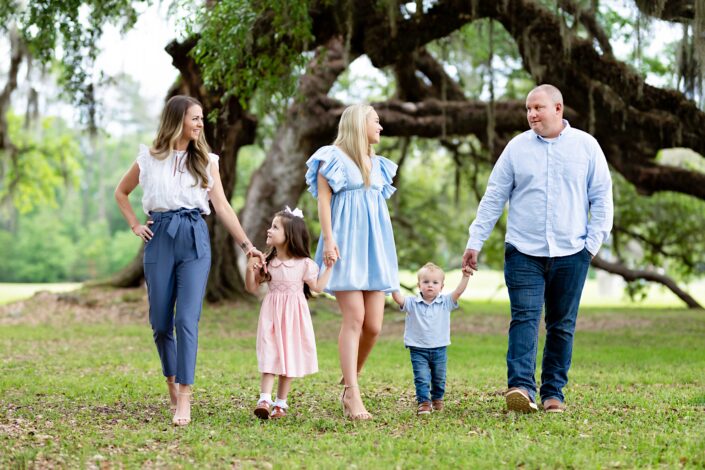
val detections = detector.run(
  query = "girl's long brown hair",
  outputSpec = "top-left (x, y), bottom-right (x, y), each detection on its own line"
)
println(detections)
top-left (150, 95), bottom-right (211, 188)
top-left (260, 211), bottom-right (314, 298)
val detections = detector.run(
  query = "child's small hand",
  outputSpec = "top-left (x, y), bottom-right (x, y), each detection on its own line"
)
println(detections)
top-left (462, 265), bottom-right (473, 277)
top-left (248, 257), bottom-right (262, 273)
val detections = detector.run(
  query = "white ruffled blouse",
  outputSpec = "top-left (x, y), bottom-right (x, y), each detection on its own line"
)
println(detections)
top-left (136, 144), bottom-right (219, 215)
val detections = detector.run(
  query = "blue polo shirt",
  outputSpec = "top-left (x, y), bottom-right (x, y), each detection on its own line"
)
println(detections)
top-left (401, 293), bottom-right (459, 348)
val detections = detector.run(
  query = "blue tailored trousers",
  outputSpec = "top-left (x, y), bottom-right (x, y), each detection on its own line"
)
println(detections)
top-left (143, 208), bottom-right (211, 385)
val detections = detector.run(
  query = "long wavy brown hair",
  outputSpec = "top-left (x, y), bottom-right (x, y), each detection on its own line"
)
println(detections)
top-left (150, 95), bottom-right (211, 188)
top-left (260, 210), bottom-right (314, 298)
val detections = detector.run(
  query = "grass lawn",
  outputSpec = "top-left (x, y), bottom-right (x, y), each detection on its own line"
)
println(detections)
top-left (1, 287), bottom-right (704, 468)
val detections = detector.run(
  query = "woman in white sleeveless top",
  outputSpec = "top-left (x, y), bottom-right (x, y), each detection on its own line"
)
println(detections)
top-left (115, 95), bottom-right (265, 426)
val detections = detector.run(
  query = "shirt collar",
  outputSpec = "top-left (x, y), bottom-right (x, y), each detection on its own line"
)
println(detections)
top-left (269, 258), bottom-right (296, 267)
top-left (534, 119), bottom-right (571, 142)
top-left (414, 294), bottom-right (443, 305)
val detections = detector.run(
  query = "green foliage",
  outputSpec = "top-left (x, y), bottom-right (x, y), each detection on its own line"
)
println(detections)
top-left (0, 209), bottom-right (78, 282)
top-left (0, 116), bottom-right (151, 282)
top-left (0, 203), bottom-right (141, 283)
top-left (190, 0), bottom-right (314, 110)
top-left (370, 137), bottom-right (507, 273)
top-left (0, 112), bottom-right (81, 214)
top-left (5, 0), bottom-right (149, 114)
top-left (612, 170), bottom-right (705, 287)
top-left (231, 144), bottom-right (266, 209)
top-left (427, 19), bottom-right (533, 100)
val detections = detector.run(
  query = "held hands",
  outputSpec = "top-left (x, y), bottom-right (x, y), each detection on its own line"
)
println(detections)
top-left (462, 249), bottom-right (479, 273)
top-left (461, 265), bottom-right (474, 278)
top-left (323, 239), bottom-right (341, 268)
top-left (132, 220), bottom-right (154, 242)
top-left (247, 247), bottom-right (267, 273)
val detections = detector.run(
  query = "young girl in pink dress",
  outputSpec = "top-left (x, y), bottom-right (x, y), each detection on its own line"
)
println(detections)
top-left (244, 207), bottom-right (333, 419)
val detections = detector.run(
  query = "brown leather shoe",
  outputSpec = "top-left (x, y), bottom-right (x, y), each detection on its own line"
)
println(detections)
top-left (270, 405), bottom-right (287, 419)
top-left (432, 399), bottom-right (444, 411)
top-left (254, 401), bottom-right (271, 420)
top-left (417, 402), bottom-right (432, 415)
top-left (542, 398), bottom-right (566, 413)
top-left (505, 387), bottom-right (538, 413)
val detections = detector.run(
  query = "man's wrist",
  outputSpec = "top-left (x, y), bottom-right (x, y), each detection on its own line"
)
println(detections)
top-left (466, 239), bottom-right (483, 251)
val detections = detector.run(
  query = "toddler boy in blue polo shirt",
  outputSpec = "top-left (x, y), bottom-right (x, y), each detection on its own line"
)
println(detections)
top-left (392, 262), bottom-right (472, 415)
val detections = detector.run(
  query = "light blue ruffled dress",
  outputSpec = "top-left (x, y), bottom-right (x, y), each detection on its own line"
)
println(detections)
top-left (305, 145), bottom-right (400, 294)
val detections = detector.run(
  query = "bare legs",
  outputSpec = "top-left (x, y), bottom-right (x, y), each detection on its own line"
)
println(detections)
top-left (166, 376), bottom-right (178, 411)
top-left (260, 373), bottom-right (294, 401)
top-left (336, 290), bottom-right (385, 418)
top-left (357, 291), bottom-right (385, 373)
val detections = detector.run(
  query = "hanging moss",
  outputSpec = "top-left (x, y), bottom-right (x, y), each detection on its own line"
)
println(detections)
top-left (486, 19), bottom-right (496, 157)
top-left (385, 0), bottom-right (397, 38)
top-left (693, 0), bottom-right (705, 104)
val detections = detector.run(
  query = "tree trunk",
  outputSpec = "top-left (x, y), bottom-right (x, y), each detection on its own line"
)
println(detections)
top-left (95, 245), bottom-right (145, 288)
top-left (107, 36), bottom-right (258, 302)
top-left (240, 37), bottom-right (350, 249)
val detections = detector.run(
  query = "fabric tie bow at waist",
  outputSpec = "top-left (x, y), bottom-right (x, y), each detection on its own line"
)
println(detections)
top-left (152, 208), bottom-right (208, 259)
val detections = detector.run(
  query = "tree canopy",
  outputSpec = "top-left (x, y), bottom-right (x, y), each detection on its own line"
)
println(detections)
top-left (1, 0), bottom-right (704, 307)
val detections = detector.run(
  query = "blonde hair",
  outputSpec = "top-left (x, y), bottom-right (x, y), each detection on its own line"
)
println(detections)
top-left (150, 95), bottom-right (211, 189)
top-left (333, 104), bottom-right (375, 187)
top-left (417, 262), bottom-right (445, 281)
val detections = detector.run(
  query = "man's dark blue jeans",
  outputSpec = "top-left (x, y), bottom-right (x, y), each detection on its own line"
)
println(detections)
top-left (409, 346), bottom-right (447, 404)
top-left (503, 243), bottom-right (591, 404)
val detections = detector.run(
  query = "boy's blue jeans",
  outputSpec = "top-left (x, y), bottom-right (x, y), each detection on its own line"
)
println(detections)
top-left (409, 346), bottom-right (447, 403)
top-left (503, 243), bottom-right (591, 404)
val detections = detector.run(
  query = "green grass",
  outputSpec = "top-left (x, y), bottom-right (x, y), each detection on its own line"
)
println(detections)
top-left (1, 292), bottom-right (704, 468)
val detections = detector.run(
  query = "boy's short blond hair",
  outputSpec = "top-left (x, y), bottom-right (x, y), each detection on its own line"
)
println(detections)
top-left (417, 262), bottom-right (445, 281)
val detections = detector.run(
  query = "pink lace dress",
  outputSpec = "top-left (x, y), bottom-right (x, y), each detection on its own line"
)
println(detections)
top-left (256, 257), bottom-right (319, 377)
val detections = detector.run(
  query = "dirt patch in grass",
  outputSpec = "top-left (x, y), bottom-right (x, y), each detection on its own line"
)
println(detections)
top-left (0, 287), bottom-right (149, 326)
top-left (576, 315), bottom-right (654, 331)
top-left (0, 287), bottom-right (658, 335)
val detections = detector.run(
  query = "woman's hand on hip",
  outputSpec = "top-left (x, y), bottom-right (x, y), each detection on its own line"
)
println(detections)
top-left (132, 221), bottom-right (154, 242)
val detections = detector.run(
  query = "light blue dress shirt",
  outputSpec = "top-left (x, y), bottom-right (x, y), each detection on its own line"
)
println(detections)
top-left (402, 293), bottom-right (459, 348)
top-left (466, 121), bottom-right (613, 257)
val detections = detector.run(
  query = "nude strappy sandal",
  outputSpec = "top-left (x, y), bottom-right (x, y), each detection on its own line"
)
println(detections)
top-left (341, 385), bottom-right (372, 421)
top-left (172, 391), bottom-right (192, 426)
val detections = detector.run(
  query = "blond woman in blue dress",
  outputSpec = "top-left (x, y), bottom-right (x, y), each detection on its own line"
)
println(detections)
top-left (306, 104), bottom-right (400, 420)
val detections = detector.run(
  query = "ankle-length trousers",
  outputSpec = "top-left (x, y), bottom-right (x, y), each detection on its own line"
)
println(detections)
top-left (143, 207), bottom-right (211, 385)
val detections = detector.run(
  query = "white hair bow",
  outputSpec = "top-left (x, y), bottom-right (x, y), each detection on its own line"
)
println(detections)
top-left (285, 206), bottom-right (304, 219)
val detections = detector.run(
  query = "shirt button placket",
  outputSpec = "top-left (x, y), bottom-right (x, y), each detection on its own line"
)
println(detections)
top-left (546, 143), bottom-right (555, 257)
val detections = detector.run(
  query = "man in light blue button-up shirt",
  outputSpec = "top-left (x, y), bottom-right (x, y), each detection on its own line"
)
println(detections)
top-left (462, 84), bottom-right (613, 414)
